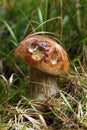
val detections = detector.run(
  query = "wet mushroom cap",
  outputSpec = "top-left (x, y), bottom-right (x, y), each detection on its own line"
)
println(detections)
top-left (15, 35), bottom-right (69, 76)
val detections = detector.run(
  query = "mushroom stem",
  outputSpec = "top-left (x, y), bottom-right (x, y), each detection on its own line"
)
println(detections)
top-left (29, 67), bottom-right (58, 99)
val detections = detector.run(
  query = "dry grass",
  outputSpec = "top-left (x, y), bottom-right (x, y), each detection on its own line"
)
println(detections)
top-left (0, 62), bottom-right (87, 130)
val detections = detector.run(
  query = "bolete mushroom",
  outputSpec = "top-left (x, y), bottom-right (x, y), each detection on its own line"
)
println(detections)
top-left (15, 35), bottom-right (69, 99)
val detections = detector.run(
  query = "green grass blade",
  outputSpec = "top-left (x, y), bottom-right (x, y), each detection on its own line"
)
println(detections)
top-left (18, 8), bottom-right (35, 32)
top-left (60, 90), bottom-right (74, 113)
top-left (37, 7), bottom-right (44, 31)
top-left (63, 8), bottom-right (82, 38)
top-left (10, 40), bottom-right (18, 47)
top-left (0, 18), bottom-right (18, 45)
top-left (44, 0), bottom-right (48, 30)
top-left (45, 0), bottom-right (48, 20)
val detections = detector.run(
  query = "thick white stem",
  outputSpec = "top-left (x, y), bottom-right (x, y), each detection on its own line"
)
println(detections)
top-left (29, 67), bottom-right (58, 99)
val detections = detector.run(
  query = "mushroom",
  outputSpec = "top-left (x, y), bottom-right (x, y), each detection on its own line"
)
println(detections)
top-left (15, 35), bottom-right (69, 99)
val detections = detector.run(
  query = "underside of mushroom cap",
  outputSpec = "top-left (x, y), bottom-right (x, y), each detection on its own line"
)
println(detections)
top-left (15, 35), bottom-right (69, 76)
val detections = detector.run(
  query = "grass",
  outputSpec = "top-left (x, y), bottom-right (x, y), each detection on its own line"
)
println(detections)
top-left (0, 0), bottom-right (87, 129)
top-left (0, 64), bottom-right (87, 129)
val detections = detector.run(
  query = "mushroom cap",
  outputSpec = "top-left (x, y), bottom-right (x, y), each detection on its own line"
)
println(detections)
top-left (15, 35), bottom-right (69, 76)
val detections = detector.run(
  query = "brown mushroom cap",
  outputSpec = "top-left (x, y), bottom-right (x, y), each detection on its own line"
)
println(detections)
top-left (15, 35), bottom-right (69, 76)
